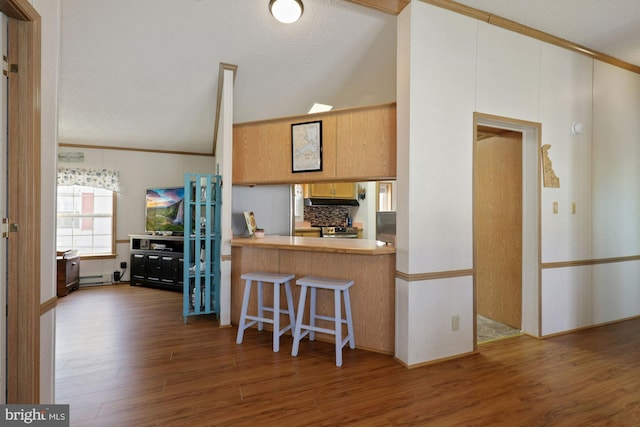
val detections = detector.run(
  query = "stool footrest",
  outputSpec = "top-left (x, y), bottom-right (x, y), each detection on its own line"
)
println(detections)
top-left (260, 307), bottom-right (291, 315)
top-left (277, 325), bottom-right (293, 336)
top-left (338, 336), bottom-right (351, 349)
top-left (297, 324), bottom-right (336, 336)
top-left (313, 314), bottom-right (347, 324)
top-left (240, 319), bottom-right (259, 330)
top-left (243, 314), bottom-right (273, 324)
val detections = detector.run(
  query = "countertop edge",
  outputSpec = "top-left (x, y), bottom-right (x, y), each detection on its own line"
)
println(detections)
top-left (230, 236), bottom-right (396, 255)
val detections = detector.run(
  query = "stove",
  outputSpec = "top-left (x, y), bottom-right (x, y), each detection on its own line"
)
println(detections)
top-left (320, 226), bottom-right (359, 238)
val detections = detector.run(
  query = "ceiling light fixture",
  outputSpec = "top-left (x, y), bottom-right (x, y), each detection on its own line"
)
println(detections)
top-left (269, 0), bottom-right (303, 24)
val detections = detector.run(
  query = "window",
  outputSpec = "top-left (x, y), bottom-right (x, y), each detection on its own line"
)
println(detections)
top-left (56, 185), bottom-right (115, 256)
top-left (377, 181), bottom-right (394, 211)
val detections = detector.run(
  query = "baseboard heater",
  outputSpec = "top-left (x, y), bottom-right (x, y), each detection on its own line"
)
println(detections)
top-left (79, 274), bottom-right (113, 287)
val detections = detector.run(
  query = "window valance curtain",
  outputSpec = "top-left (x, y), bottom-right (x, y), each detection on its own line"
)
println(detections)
top-left (57, 167), bottom-right (122, 193)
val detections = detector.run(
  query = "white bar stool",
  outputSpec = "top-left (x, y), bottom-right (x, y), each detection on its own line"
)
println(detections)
top-left (236, 272), bottom-right (296, 352)
top-left (291, 276), bottom-right (355, 367)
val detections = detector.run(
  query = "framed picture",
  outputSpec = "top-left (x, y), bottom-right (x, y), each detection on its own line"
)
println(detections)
top-left (243, 211), bottom-right (257, 235)
top-left (291, 120), bottom-right (322, 173)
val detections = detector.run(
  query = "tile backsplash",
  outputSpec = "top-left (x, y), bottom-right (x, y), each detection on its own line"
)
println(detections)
top-left (304, 206), bottom-right (351, 227)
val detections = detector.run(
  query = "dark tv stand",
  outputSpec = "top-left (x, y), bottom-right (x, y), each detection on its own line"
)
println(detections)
top-left (129, 234), bottom-right (184, 292)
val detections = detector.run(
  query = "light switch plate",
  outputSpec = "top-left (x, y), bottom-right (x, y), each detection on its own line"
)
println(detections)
top-left (451, 315), bottom-right (460, 331)
top-left (553, 202), bottom-right (558, 214)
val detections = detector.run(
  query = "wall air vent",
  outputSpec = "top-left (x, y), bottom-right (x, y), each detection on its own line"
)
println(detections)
top-left (58, 152), bottom-right (85, 163)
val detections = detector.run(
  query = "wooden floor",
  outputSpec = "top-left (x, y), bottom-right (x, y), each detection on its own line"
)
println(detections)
top-left (56, 285), bottom-right (640, 426)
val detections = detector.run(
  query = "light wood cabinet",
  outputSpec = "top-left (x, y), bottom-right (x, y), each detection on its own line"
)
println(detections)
top-left (294, 229), bottom-right (321, 237)
top-left (336, 103), bottom-right (396, 180)
top-left (233, 114), bottom-right (337, 185)
top-left (309, 182), bottom-right (355, 198)
top-left (233, 103), bottom-right (395, 185)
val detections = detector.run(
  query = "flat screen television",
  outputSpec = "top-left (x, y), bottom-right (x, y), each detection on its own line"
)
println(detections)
top-left (376, 211), bottom-right (396, 245)
top-left (145, 187), bottom-right (185, 233)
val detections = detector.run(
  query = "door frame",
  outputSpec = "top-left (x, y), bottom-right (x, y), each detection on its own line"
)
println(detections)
top-left (3, 0), bottom-right (42, 403)
top-left (473, 112), bottom-right (541, 350)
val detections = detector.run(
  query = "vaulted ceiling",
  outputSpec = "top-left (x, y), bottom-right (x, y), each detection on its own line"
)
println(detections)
top-left (57, 0), bottom-right (640, 154)
top-left (58, 0), bottom-right (399, 154)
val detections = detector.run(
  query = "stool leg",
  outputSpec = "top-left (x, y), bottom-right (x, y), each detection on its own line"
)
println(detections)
top-left (272, 281), bottom-right (281, 352)
top-left (284, 282), bottom-right (296, 334)
top-left (344, 288), bottom-right (355, 349)
top-left (236, 279), bottom-right (252, 344)
top-left (334, 289), bottom-right (343, 367)
top-left (309, 287), bottom-right (317, 341)
top-left (257, 281), bottom-right (264, 331)
top-left (291, 284), bottom-right (307, 357)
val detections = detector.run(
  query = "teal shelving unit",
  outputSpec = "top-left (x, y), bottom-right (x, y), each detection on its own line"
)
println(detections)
top-left (183, 174), bottom-right (222, 322)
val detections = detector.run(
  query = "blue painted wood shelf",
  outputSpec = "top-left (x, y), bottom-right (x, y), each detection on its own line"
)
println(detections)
top-left (183, 173), bottom-right (222, 322)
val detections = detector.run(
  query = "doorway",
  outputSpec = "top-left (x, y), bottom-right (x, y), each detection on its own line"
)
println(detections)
top-left (475, 127), bottom-right (522, 341)
top-left (473, 113), bottom-right (541, 347)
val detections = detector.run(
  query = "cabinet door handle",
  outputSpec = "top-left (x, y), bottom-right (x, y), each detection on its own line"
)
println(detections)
top-left (71, 262), bottom-right (77, 266)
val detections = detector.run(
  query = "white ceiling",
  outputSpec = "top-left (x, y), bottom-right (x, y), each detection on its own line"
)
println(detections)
top-left (453, 0), bottom-right (640, 68)
top-left (57, 0), bottom-right (640, 154)
top-left (57, 0), bottom-right (397, 153)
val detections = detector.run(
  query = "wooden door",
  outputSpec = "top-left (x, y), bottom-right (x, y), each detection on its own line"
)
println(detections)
top-left (474, 127), bottom-right (522, 329)
top-left (5, 1), bottom-right (41, 403)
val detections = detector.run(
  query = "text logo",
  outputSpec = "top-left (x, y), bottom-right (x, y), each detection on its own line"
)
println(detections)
top-left (1, 405), bottom-right (69, 426)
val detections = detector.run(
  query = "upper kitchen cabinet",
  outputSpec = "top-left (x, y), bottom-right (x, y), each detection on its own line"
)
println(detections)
top-left (335, 103), bottom-right (396, 180)
top-left (233, 114), bottom-right (337, 185)
top-left (309, 182), bottom-right (355, 199)
top-left (233, 103), bottom-right (396, 185)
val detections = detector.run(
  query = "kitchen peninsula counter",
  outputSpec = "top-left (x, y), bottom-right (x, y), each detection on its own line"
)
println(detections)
top-left (231, 235), bottom-right (395, 255)
top-left (230, 236), bottom-right (396, 354)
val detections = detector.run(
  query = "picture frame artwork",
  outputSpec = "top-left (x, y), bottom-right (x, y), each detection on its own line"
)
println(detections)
top-left (243, 211), bottom-right (257, 236)
top-left (292, 120), bottom-right (322, 173)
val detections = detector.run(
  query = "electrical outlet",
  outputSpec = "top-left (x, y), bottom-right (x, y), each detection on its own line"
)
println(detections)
top-left (120, 261), bottom-right (127, 269)
top-left (553, 201), bottom-right (558, 214)
top-left (114, 271), bottom-right (121, 282)
top-left (451, 315), bottom-right (460, 331)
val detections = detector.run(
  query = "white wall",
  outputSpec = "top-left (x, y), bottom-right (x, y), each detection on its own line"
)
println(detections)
top-left (36, 0), bottom-right (61, 403)
top-left (397, 2), bottom-right (640, 365)
top-left (350, 181), bottom-right (377, 239)
top-left (591, 61), bottom-right (640, 323)
top-left (396, 3), bottom-right (478, 364)
top-left (541, 266), bottom-right (592, 335)
top-left (592, 61), bottom-right (640, 258)
top-left (57, 147), bottom-right (215, 282)
top-left (231, 185), bottom-right (292, 236)
top-left (404, 4), bottom-right (476, 275)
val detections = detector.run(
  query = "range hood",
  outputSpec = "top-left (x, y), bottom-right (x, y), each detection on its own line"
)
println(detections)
top-left (304, 198), bottom-right (359, 207)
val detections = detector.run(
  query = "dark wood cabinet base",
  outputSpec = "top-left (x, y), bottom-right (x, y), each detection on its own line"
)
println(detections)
top-left (129, 235), bottom-right (184, 292)
top-left (57, 254), bottom-right (80, 297)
